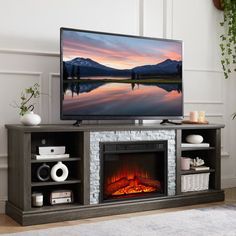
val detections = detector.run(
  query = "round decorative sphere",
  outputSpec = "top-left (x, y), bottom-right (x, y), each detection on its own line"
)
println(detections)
top-left (50, 161), bottom-right (68, 182)
top-left (21, 112), bottom-right (41, 126)
top-left (186, 134), bottom-right (203, 144)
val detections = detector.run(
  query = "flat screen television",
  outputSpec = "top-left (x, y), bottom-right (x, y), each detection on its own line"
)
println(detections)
top-left (60, 27), bottom-right (183, 123)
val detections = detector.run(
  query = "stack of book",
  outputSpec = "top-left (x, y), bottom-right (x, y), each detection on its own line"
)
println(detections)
top-left (32, 146), bottom-right (70, 160)
top-left (190, 166), bottom-right (210, 171)
top-left (33, 153), bottom-right (70, 160)
top-left (181, 143), bottom-right (210, 148)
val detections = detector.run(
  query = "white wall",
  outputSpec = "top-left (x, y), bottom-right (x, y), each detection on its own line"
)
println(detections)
top-left (0, 0), bottom-right (234, 212)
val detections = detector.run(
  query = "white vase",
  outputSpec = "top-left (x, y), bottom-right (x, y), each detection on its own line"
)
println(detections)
top-left (181, 157), bottom-right (191, 170)
top-left (20, 112), bottom-right (41, 126)
top-left (51, 161), bottom-right (69, 182)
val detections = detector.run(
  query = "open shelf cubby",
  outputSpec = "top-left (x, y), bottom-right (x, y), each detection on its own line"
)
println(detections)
top-left (177, 127), bottom-right (221, 195)
top-left (29, 131), bottom-right (84, 209)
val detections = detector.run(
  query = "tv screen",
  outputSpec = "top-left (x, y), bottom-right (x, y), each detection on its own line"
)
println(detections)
top-left (60, 28), bottom-right (183, 121)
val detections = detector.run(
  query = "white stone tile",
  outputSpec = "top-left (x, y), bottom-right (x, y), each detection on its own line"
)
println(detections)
top-left (89, 130), bottom-right (176, 204)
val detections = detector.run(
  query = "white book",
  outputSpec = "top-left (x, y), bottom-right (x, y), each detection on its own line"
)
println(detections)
top-left (181, 143), bottom-right (210, 148)
top-left (33, 154), bottom-right (70, 160)
top-left (190, 166), bottom-right (210, 171)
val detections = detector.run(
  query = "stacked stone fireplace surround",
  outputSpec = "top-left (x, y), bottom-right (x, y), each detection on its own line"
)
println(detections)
top-left (89, 130), bottom-right (176, 204)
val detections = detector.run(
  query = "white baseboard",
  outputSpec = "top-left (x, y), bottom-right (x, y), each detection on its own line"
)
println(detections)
top-left (0, 199), bottom-right (6, 213)
top-left (221, 178), bottom-right (236, 189)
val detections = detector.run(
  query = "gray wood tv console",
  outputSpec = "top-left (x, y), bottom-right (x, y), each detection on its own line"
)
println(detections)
top-left (5, 123), bottom-right (224, 225)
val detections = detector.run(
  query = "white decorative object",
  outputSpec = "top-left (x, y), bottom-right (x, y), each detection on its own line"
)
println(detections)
top-left (38, 146), bottom-right (66, 155)
top-left (31, 192), bottom-right (43, 207)
top-left (20, 112), bottom-right (41, 126)
top-left (190, 157), bottom-right (205, 167)
top-left (181, 173), bottom-right (210, 192)
top-left (186, 134), bottom-right (203, 144)
top-left (181, 157), bottom-right (191, 170)
top-left (50, 161), bottom-right (68, 182)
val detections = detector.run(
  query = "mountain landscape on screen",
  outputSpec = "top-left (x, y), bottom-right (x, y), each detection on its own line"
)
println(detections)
top-left (63, 57), bottom-right (182, 79)
top-left (61, 29), bottom-right (183, 117)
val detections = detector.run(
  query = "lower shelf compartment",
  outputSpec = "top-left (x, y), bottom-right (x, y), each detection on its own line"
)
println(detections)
top-left (6, 189), bottom-right (225, 225)
top-left (31, 183), bottom-right (82, 208)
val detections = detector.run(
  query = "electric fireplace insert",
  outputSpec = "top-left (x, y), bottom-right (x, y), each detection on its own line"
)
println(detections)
top-left (100, 140), bottom-right (168, 202)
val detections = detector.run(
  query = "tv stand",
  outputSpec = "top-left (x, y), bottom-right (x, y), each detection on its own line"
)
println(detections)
top-left (160, 119), bottom-right (182, 125)
top-left (73, 120), bottom-right (82, 126)
top-left (5, 123), bottom-right (224, 225)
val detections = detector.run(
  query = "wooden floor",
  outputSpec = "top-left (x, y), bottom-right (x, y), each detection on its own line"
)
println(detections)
top-left (0, 188), bottom-right (236, 234)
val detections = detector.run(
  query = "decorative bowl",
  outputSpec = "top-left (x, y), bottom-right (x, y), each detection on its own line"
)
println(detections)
top-left (186, 134), bottom-right (203, 144)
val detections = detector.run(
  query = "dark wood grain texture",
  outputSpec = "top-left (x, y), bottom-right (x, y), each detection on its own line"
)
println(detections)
top-left (5, 123), bottom-right (225, 225)
top-left (5, 123), bottom-right (225, 132)
top-left (82, 131), bottom-right (91, 205)
top-left (6, 190), bottom-right (224, 226)
top-left (215, 129), bottom-right (221, 189)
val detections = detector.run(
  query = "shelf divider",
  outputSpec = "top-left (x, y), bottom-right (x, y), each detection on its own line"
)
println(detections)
top-left (31, 157), bottom-right (81, 163)
top-left (31, 179), bottom-right (81, 187)
top-left (181, 168), bottom-right (215, 175)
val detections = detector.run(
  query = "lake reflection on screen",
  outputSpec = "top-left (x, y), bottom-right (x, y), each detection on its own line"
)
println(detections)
top-left (62, 81), bottom-right (182, 116)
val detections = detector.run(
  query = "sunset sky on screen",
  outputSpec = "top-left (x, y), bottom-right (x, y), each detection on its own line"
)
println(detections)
top-left (62, 30), bottom-right (182, 69)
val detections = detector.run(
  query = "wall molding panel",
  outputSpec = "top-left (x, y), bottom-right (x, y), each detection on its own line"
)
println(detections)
top-left (0, 70), bottom-right (42, 76)
top-left (185, 68), bottom-right (223, 73)
top-left (139, 0), bottom-right (144, 36)
top-left (0, 71), bottom-right (43, 118)
top-left (184, 101), bottom-right (224, 105)
top-left (0, 48), bottom-right (59, 57)
top-left (163, 0), bottom-right (173, 39)
top-left (48, 73), bottom-right (59, 123)
top-left (0, 71), bottom-right (43, 122)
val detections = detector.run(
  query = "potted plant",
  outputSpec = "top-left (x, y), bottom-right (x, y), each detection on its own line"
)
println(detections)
top-left (13, 83), bottom-right (41, 125)
top-left (214, 0), bottom-right (236, 79)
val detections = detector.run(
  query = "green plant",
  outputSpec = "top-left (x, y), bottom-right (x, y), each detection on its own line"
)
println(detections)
top-left (219, 0), bottom-right (236, 79)
top-left (13, 83), bottom-right (40, 116)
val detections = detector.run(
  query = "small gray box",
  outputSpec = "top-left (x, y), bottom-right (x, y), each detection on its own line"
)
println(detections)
top-left (38, 146), bottom-right (65, 155)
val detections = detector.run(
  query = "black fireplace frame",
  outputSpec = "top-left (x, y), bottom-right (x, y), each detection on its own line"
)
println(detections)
top-left (99, 140), bottom-right (168, 203)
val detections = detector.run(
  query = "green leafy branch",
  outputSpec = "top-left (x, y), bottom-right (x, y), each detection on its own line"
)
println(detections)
top-left (12, 83), bottom-right (40, 116)
top-left (219, 0), bottom-right (236, 79)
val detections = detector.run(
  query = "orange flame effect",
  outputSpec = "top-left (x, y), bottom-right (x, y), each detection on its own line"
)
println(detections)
top-left (104, 163), bottom-right (161, 198)
top-left (112, 178), bottom-right (157, 196)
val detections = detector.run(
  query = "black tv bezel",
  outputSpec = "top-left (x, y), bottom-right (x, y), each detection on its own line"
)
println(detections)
top-left (60, 27), bottom-right (184, 121)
